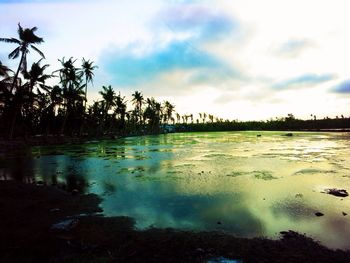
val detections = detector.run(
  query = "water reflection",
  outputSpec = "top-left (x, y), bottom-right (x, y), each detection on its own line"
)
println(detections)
top-left (1, 131), bottom-right (350, 249)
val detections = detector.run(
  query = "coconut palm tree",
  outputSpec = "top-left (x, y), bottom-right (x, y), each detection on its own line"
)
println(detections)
top-left (144, 97), bottom-right (162, 132)
top-left (99, 85), bottom-right (117, 115)
top-left (208, 114), bottom-right (214, 123)
top-left (203, 113), bottom-right (207, 123)
top-left (131, 91), bottom-right (144, 124)
top-left (19, 60), bottom-right (51, 134)
top-left (176, 113), bottom-right (180, 123)
top-left (115, 93), bottom-right (127, 131)
top-left (81, 58), bottom-right (97, 109)
top-left (55, 57), bottom-right (86, 134)
top-left (56, 57), bottom-right (80, 89)
top-left (22, 59), bottom-right (51, 93)
top-left (163, 100), bottom-right (175, 124)
top-left (0, 23), bottom-right (44, 93)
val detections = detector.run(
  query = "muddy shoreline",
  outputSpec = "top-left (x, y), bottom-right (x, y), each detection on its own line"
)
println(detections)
top-left (1, 181), bottom-right (349, 263)
top-left (1, 129), bottom-right (349, 149)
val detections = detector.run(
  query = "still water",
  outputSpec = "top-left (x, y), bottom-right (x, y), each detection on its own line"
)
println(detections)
top-left (2, 131), bottom-right (350, 249)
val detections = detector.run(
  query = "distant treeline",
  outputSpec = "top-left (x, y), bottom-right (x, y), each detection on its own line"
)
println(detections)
top-left (175, 116), bottom-right (350, 133)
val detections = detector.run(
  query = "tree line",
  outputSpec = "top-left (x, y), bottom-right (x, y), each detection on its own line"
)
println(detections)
top-left (1, 24), bottom-right (349, 140)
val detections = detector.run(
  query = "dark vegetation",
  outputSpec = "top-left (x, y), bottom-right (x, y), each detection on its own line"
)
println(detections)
top-left (1, 24), bottom-right (349, 142)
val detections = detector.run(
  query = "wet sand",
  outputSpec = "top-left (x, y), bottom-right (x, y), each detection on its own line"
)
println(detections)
top-left (1, 181), bottom-right (349, 263)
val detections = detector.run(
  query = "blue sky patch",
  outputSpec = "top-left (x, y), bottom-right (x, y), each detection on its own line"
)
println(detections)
top-left (272, 73), bottom-right (334, 89)
top-left (333, 80), bottom-right (350, 93)
top-left (101, 41), bottom-right (231, 86)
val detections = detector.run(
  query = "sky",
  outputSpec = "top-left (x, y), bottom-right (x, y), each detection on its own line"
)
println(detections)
top-left (1, 0), bottom-right (350, 121)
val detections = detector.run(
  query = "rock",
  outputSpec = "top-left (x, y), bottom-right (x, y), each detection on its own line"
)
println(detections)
top-left (315, 212), bottom-right (324, 217)
top-left (324, 188), bottom-right (349, 197)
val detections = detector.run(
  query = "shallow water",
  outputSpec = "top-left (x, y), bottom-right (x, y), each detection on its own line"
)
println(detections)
top-left (2, 131), bottom-right (350, 249)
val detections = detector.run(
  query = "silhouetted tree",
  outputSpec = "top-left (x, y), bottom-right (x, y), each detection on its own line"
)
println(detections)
top-left (131, 91), bottom-right (144, 124)
top-left (163, 100), bottom-right (175, 124)
top-left (0, 23), bottom-right (44, 94)
top-left (81, 58), bottom-right (97, 109)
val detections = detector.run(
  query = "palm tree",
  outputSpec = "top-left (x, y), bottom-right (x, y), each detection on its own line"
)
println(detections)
top-left (209, 114), bottom-right (214, 123)
top-left (56, 57), bottom-right (81, 89)
top-left (22, 59), bottom-right (51, 93)
top-left (115, 93), bottom-right (127, 131)
top-left (144, 97), bottom-right (162, 132)
top-left (0, 23), bottom-right (44, 93)
top-left (55, 57), bottom-right (86, 134)
top-left (185, 115), bottom-right (189, 124)
top-left (163, 101), bottom-right (175, 124)
top-left (99, 85), bottom-right (117, 115)
top-left (131, 91), bottom-right (144, 124)
top-left (176, 113), bottom-right (180, 123)
top-left (99, 85), bottom-right (117, 133)
top-left (19, 60), bottom-right (51, 135)
top-left (81, 58), bottom-right (97, 109)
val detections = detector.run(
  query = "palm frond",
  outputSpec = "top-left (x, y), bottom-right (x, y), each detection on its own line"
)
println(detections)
top-left (8, 47), bottom-right (20, 59)
top-left (30, 45), bottom-right (45, 58)
top-left (0, 37), bottom-right (21, 44)
top-left (39, 84), bottom-right (52, 93)
top-left (17, 23), bottom-right (24, 39)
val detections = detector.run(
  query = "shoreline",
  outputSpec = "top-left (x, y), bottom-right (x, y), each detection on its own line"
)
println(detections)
top-left (1, 180), bottom-right (350, 263)
top-left (1, 128), bottom-right (349, 149)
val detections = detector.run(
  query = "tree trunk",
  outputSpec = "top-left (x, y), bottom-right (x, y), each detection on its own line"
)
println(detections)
top-left (10, 52), bottom-right (25, 94)
top-left (8, 53), bottom-right (25, 139)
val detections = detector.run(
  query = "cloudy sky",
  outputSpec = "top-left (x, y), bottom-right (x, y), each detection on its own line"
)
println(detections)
top-left (1, 0), bottom-right (350, 120)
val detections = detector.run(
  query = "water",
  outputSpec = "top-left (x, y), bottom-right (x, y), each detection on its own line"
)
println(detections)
top-left (1, 131), bottom-right (350, 249)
